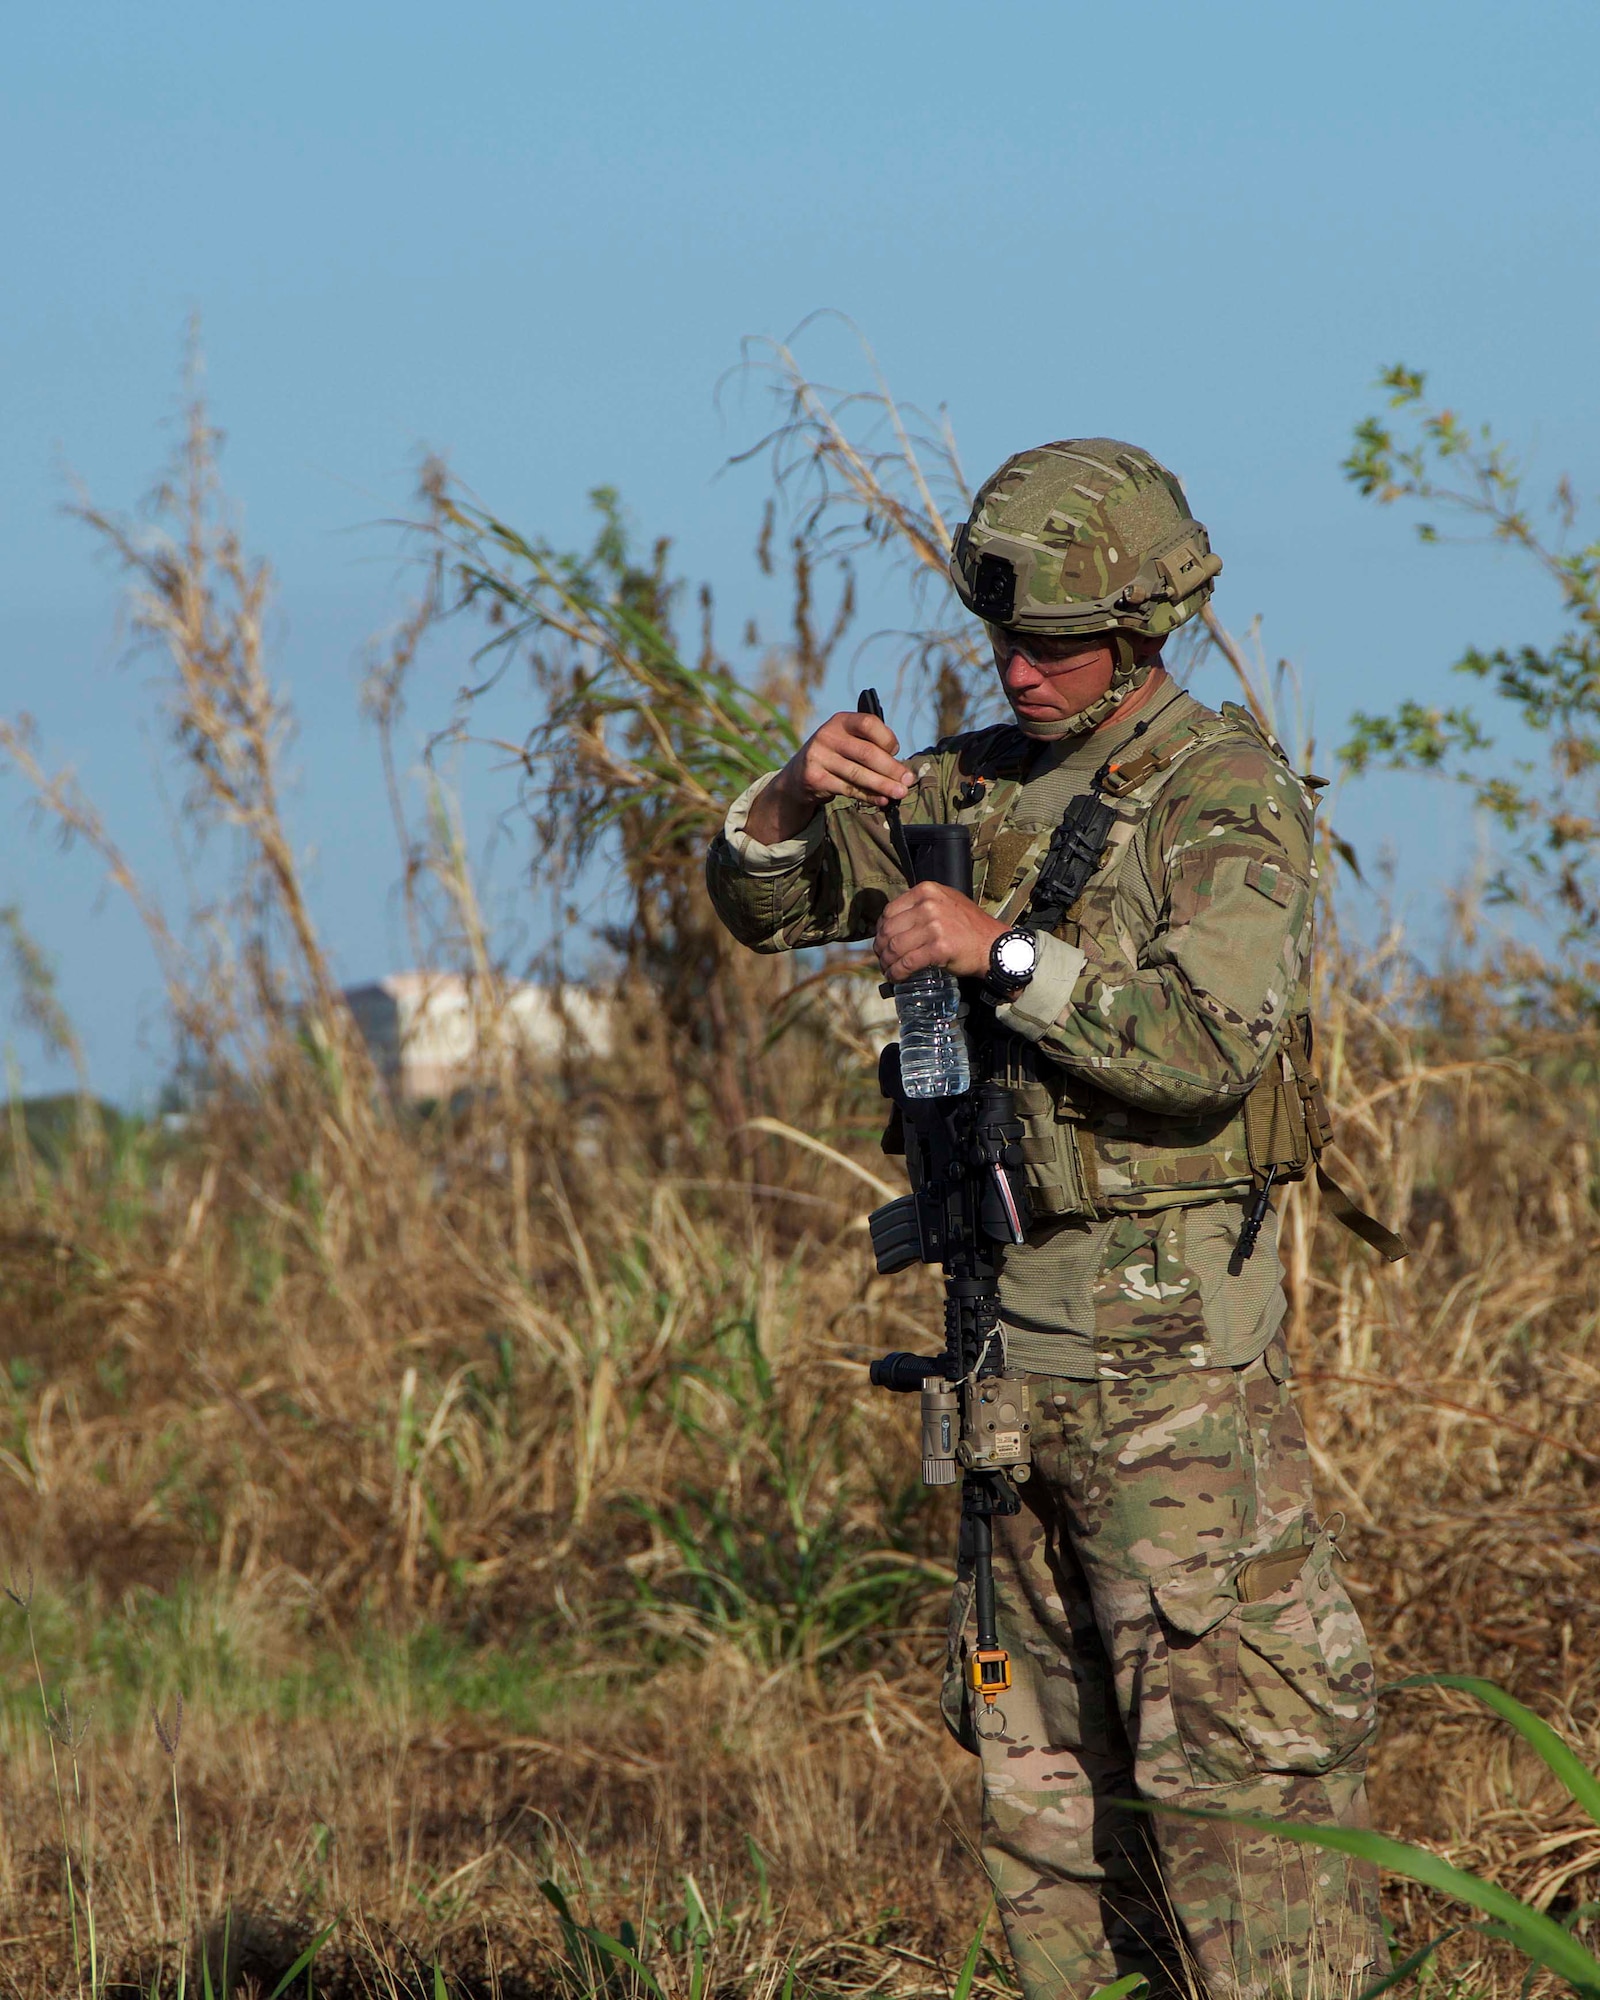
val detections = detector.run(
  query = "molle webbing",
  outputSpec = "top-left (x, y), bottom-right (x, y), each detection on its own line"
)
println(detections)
top-left (1008, 710), bottom-right (1238, 937)
top-left (1018, 704), bottom-right (1220, 935)
top-left (988, 707), bottom-right (1408, 1257)
top-left (990, 711), bottom-right (1262, 1222)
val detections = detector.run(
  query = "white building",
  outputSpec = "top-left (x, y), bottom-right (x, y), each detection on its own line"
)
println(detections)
top-left (341, 973), bottom-right (613, 1103)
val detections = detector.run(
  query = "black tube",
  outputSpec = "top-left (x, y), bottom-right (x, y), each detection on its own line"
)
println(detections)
top-left (971, 1506), bottom-right (998, 1650)
top-left (869, 1351), bottom-right (947, 1393)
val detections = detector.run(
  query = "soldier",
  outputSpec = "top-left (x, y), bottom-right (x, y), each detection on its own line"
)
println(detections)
top-left (706, 441), bottom-right (1388, 1997)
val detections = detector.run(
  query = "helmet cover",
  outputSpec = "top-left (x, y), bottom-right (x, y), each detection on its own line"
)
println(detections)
top-left (950, 439), bottom-right (1221, 640)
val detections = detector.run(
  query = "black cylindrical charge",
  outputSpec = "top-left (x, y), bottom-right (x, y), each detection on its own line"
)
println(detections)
top-left (904, 823), bottom-right (973, 897)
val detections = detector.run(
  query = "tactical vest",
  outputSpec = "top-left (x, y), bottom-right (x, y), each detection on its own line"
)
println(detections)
top-left (888, 703), bottom-right (1405, 1257)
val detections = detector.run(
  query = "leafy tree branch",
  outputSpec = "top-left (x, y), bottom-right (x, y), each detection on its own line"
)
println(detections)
top-left (1342, 365), bottom-right (1600, 962)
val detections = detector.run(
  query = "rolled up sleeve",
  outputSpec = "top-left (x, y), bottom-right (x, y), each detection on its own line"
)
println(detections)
top-left (993, 932), bottom-right (1088, 1043)
top-left (720, 772), bottom-right (829, 878)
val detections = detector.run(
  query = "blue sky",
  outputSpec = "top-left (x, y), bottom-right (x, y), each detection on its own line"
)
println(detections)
top-left (2, 0), bottom-right (1597, 1097)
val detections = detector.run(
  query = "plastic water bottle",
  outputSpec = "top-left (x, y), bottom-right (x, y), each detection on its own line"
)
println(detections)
top-left (895, 968), bottom-right (971, 1098)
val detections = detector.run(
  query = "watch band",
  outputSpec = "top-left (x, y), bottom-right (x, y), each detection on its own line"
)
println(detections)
top-left (986, 926), bottom-right (1038, 998)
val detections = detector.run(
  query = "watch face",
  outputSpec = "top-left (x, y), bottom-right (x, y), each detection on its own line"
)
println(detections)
top-left (995, 932), bottom-right (1037, 979)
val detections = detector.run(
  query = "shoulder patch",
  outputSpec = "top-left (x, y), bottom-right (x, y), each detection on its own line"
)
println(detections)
top-left (1244, 855), bottom-right (1296, 906)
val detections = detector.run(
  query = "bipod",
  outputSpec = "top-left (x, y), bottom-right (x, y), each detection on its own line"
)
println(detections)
top-left (963, 1467), bottom-right (1020, 1739)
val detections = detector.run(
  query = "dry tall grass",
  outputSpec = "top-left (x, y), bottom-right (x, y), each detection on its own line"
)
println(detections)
top-left (1, 349), bottom-right (1598, 1996)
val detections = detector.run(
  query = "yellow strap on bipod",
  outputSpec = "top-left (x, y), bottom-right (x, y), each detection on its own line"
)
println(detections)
top-left (969, 1646), bottom-right (1011, 1740)
top-left (967, 1647), bottom-right (1013, 1702)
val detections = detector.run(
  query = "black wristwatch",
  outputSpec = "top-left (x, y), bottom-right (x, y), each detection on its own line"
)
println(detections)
top-left (986, 926), bottom-right (1039, 999)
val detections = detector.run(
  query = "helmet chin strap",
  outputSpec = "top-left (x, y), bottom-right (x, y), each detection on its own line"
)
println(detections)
top-left (1008, 633), bottom-right (1155, 743)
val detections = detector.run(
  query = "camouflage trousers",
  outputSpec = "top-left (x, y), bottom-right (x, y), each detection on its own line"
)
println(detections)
top-left (944, 1318), bottom-right (1385, 1995)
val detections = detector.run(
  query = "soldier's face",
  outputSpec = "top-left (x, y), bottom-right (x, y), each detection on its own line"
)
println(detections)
top-left (988, 629), bottom-right (1118, 733)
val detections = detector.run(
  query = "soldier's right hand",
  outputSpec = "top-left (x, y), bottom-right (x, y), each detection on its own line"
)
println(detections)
top-left (743, 712), bottom-right (916, 846)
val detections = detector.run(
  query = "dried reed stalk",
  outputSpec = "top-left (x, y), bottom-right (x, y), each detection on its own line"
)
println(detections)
top-left (0, 336), bottom-right (1597, 1994)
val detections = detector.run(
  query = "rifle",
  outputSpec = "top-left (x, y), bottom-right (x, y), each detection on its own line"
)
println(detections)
top-left (867, 1052), bottom-right (1033, 1737)
top-left (860, 685), bottom-right (1125, 1736)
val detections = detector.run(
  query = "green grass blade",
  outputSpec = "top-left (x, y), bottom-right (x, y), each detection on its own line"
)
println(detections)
top-left (538, 1878), bottom-right (579, 1925)
top-left (434, 1966), bottom-right (449, 2000)
top-left (582, 1925), bottom-right (669, 2000)
top-left (1085, 1978), bottom-right (1148, 2000)
top-left (951, 1902), bottom-right (992, 2000)
top-left (1390, 1675), bottom-right (1600, 1831)
top-left (1355, 1928), bottom-right (1458, 1999)
top-left (683, 1872), bottom-right (714, 1942)
top-left (745, 1834), bottom-right (772, 1927)
top-left (1145, 1804), bottom-right (1600, 1990)
top-left (85, 1883), bottom-right (101, 2000)
top-left (265, 1920), bottom-right (340, 2000)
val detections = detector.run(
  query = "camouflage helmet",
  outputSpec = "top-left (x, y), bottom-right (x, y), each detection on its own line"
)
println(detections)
top-left (950, 439), bottom-right (1221, 638)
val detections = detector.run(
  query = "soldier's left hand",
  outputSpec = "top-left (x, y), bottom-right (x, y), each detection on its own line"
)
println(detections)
top-left (875, 882), bottom-right (1008, 981)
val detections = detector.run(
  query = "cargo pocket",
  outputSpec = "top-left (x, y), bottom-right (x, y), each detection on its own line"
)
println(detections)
top-left (1151, 1564), bottom-right (1249, 1787)
top-left (1153, 1531), bottom-right (1377, 1787)
top-left (1233, 1533), bottom-right (1377, 1775)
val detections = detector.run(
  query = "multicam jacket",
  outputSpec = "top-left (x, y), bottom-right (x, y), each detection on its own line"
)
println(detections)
top-left (706, 684), bottom-right (1321, 1361)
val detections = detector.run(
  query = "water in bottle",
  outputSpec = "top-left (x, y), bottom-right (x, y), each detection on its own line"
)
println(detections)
top-left (895, 967), bottom-right (971, 1098)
